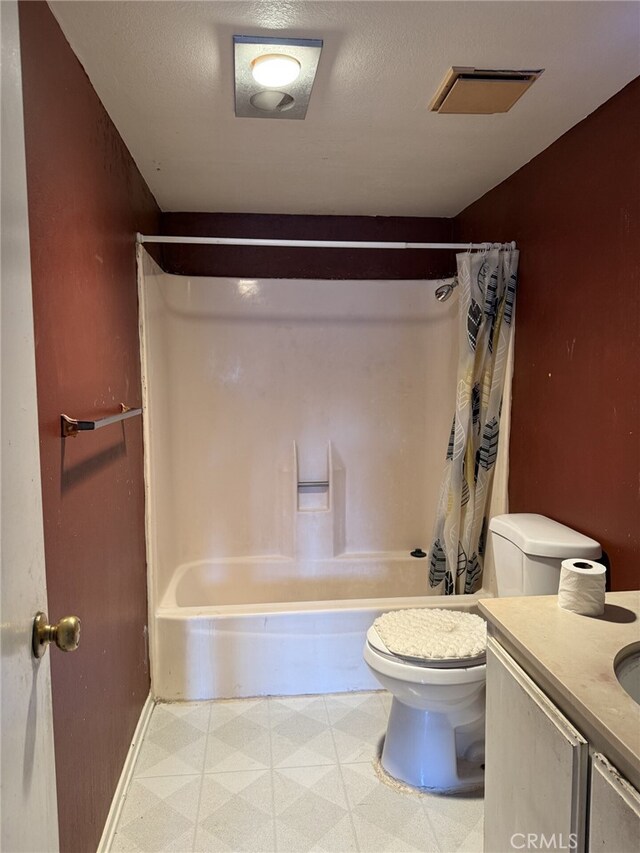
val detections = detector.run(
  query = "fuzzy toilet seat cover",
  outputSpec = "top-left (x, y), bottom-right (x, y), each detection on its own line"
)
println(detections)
top-left (372, 608), bottom-right (487, 661)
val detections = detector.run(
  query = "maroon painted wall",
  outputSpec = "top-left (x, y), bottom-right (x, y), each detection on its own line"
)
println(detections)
top-left (16, 10), bottom-right (637, 853)
top-left (18, 3), bottom-right (160, 850)
top-left (455, 78), bottom-right (640, 591)
top-left (160, 212), bottom-right (455, 279)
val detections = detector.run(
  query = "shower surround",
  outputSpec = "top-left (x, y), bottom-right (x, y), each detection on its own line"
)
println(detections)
top-left (139, 249), bottom-right (480, 700)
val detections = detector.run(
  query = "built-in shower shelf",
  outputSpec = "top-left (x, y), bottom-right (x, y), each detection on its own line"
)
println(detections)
top-left (281, 441), bottom-right (346, 555)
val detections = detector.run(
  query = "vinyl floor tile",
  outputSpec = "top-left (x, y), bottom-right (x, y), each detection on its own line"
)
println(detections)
top-left (111, 693), bottom-right (484, 853)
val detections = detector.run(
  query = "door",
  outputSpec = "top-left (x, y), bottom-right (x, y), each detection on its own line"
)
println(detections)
top-left (1, 2), bottom-right (59, 849)
top-left (484, 637), bottom-right (588, 853)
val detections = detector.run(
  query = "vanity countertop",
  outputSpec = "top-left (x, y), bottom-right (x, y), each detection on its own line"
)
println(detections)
top-left (479, 590), bottom-right (640, 790)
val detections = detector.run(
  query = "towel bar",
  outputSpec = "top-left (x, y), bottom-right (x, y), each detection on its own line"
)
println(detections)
top-left (61, 404), bottom-right (142, 438)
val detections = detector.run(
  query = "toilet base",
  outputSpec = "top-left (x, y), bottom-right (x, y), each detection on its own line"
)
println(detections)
top-left (380, 697), bottom-right (485, 793)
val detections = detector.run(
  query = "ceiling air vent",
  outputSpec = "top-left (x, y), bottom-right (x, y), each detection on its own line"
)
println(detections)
top-left (429, 67), bottom-right (544, 114)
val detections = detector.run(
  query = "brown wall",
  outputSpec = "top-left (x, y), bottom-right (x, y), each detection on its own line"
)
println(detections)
top-left (160, 212), bottom-right (455, 279)
top-left (18, 3), bottom-right (160, 851)
top-left (455, 78), bottom-right (640, 591)
top-left (16, 7), bottom-right (638, 849)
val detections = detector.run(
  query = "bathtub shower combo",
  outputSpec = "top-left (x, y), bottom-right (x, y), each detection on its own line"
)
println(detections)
top-left (137, 238), bottom-right (511, 703)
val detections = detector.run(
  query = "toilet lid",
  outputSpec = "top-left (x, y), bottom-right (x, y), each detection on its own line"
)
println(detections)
top-left (369, 608), bottom-right (487, 668)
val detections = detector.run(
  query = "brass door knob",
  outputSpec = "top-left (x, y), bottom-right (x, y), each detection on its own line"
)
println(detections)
top-left (32, 611), bottom-right (81, 658)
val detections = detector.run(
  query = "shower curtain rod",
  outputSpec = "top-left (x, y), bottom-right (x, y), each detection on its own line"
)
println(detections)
top-left (136, 233), bottom-right (516, 251)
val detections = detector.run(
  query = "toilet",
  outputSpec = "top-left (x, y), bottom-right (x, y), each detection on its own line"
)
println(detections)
top-left (363, 513), bottom-right (601, 793)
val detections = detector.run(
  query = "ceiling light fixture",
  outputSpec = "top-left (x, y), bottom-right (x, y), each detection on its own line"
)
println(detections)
top-left (251, 54), bottom-right (301, 88)
top-left (234, 36), bottom-right (323, 120)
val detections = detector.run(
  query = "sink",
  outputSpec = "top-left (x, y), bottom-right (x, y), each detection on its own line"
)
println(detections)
top-left (615, 643), bottom-right (640, 705)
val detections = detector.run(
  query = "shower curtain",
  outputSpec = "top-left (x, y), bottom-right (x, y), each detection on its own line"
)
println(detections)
top-left (428, 246), bottom-right (519, 595)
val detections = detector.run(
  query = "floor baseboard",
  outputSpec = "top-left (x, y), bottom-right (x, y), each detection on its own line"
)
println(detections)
top-left (97, 693), bottom-right (155, 853)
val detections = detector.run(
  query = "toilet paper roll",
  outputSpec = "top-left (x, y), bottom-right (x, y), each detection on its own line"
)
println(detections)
top-left (557, 559), bottom-right (606, 616)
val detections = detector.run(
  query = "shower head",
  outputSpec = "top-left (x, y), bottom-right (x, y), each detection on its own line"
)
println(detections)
top-left (434, 279), bottom-right (458, 302)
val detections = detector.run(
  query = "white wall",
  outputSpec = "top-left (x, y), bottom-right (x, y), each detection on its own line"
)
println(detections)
top-left (140, 251), bottom-right (459, 601)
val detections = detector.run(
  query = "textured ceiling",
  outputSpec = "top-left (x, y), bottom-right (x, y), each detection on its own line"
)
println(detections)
top-left (50, 1), bottom-right (640, 217)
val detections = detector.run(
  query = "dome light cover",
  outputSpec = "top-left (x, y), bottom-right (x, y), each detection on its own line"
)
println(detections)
top-left (251, 54), bottom-right (301, 88)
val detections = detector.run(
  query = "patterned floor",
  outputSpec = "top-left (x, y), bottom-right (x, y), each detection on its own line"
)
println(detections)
top-left (111, 692), bottom-right (484, 853)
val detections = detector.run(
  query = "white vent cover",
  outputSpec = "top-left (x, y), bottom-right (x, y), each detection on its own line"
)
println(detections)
top-left (429, 67), bottom-right (544, 114)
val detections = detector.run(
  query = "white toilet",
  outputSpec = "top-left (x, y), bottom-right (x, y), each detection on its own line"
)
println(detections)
top-left (363, 513), bottom-right (601, 793)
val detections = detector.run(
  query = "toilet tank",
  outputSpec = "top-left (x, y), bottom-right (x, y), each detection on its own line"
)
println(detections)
top-left (489, 514), bottom-right (601, 597)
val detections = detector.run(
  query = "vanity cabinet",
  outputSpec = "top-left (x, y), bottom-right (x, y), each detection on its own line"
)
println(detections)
top-left (484, 638), bottom-right (588, 853)
top-left (588, 753), bottom-right (640, 851)
top-left (485, 637), bottom-right (640, 853)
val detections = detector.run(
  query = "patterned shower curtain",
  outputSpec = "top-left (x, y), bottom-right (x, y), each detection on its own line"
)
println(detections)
top-left (428, 246), bottom-right (519, 595)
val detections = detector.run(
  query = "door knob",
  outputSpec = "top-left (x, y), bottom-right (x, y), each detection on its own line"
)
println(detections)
top-left (32, 611), bottom-right (81, 658)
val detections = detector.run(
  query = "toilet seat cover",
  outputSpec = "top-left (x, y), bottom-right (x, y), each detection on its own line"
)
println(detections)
top-left (371, 608), bottom-right (486, 665)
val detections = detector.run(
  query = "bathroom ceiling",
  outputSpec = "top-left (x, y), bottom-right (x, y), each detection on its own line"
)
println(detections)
top-left (49, 1), bottom-right (640, 218)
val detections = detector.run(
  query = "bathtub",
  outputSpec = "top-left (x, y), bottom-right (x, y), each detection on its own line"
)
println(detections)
top-left (153, 555), bottom-right (490, 700)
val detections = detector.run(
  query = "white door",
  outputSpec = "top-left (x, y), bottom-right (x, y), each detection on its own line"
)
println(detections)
top-left (1, 2), bottom-right (59, 850)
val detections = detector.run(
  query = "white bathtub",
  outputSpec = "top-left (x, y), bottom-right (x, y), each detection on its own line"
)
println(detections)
top-left (153, 556), bottom-right (489, 700)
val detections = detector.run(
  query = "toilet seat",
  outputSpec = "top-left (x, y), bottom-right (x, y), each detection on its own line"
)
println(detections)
top-left (367, 626), bottom-right (486, 669)
top-left (367, 608), bottom-right (486, 669)
top-left (364, 639), bottom-right (486, 686)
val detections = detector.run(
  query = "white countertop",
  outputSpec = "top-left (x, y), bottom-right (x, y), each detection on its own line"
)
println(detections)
top-left (479, 590), bottom-right (640, 790)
